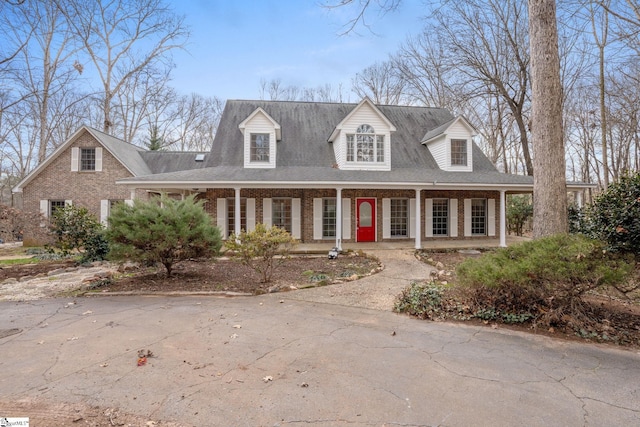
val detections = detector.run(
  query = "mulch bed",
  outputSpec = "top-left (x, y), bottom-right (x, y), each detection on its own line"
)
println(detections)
top-left (96, 254), bottom-right (381, 295)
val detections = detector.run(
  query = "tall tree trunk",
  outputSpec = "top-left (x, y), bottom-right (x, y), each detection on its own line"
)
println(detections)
top-left (528, 0), bottom-right (568, 237)
top-left (599, 46), bottom-right (609, 187)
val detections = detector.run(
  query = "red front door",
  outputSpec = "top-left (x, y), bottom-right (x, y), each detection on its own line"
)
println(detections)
top-left (356, 198), bottom-right (376, 242)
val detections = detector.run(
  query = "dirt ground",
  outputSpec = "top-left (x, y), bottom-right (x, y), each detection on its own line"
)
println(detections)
top-left (0, 398), bottom-right (186, 427)
top-left (0, 253), bottom-right (381, 295)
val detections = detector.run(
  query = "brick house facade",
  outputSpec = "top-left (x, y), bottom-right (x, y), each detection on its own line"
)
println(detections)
top-left (15, 98), bottom-right (587, 248)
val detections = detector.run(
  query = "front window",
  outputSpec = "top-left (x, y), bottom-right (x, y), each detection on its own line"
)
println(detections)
top-left (50, 200), bottom-right (66, 217)
top-left (471, 199), bottom-right (487, 235)
top-left (272, 198), bottom-right (292, 233)
top-left (250, 133), bottom-right (270, 162)
top-left (227, 198), bottom-right (247, 237)
top-left (432, 199), bottom-right (449, 236)
top-left (390, 199), bottom-right (408, 237)
top-left (323, 198), bottom-right (336, 238)
top-left (80, 148), bottom-right (96, 171)
top-left (347, 124), bottom-right (384, 163)
top-left (451, 139), bottom-right (467, 166)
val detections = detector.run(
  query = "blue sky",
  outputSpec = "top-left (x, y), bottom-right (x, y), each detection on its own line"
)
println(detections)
top-left (168, 1), bottom-right (427, 101)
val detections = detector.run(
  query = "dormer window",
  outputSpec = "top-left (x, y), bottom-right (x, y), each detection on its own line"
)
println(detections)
top-left (346, 124), bottom-right (385, 163)
top-left (451, 139), bottom-right (468, 166)
top-left (250, 133), bottom-right (270, 162)
top-left (239, 107), bottom-right (280, 169)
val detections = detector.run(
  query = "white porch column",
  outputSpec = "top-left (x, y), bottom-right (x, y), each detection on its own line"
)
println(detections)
top-left (415, 189), bottom-right (422, 249)
top-left (500, 190), bottom-right (507, 247)
top-left (130, 188), bottom-right (136, 201)
top-left (336, 187), bottom-right (343, 250)
top-left (576, 191), bottom-right (583, 208)
top-left (234, 187), bottom-right (241, 236)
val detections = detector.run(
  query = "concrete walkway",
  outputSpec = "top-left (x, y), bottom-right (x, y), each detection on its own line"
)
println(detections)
top-left (1, 243), bottom-right (639, 426)
top-left (285, 248), bottom-right (435, 310)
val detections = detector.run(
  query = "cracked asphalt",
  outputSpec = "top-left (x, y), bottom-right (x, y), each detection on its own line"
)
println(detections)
top-left (1, 250), bottom-right (639, 426)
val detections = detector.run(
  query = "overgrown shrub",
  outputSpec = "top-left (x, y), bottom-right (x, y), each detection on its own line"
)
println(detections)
top-left (456, 234), bottom-right (634, 328)
top-left (106, 195), bottom-right (222, 276)
top-left (394, 282), bottom-right (446, 320)
top-left (506, 194), bottom-right (533, 236)
top-left (49, 205), bottom-right (107, 262)
top-left (225, 223), bottom-right (297, 283)
top-left (582, 172), bottom-right (640, 254)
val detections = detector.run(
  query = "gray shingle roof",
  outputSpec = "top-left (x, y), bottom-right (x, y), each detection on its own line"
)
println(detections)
top-left (86, 127), bottom-right (151, 176)
top-left (118, 99), bottom-right (532, 188)
top-left (140, 151), bottom-right (210, 174)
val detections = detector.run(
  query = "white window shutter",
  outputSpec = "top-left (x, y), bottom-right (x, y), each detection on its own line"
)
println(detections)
top-left (40, 200), bottom-right (49, 218)
top-left (382, 198), bottom-right (391, 239)
top-left (65, 200), bottom-right (72, 206)
top-left (246, 198), bottom-right (256, 231)
top-left (464, 199), bottom-right (472, 237)
top-left (95, 147), bottom-right (103, 171)
top-left (292, 198), bottom-right (301, 239)
top-left (263, 198), bottom-right (272, 227)
top-left (125, 199), bottom-right (133, 206)
top-left (488, 199), bottom-right (496, 237)
top-left (409, 198), bottom-right (416, 238)
top-left (342, 198), bottom-right (351, 239)
top-left (313, 198), bottom-right (323, 240)
top-left (450, 199), bottom-right (458, 237)
top-left (100, 200), bottom-right (109, 225)
top-left (425, 198), bottom-right (433, 237)
top-left (216, 198), bottom-right (227, 239)
top-left (71, 147), bottom-right (79, 171)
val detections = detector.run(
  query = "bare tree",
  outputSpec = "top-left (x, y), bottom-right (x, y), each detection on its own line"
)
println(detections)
top-left (529, 0), bottom-right (568, 236)
top-left (8, 0), bottom-right (84, 163)
top-left (351, 60), bottom-right (407, 104)
top-left (589, 0), bottom-right (612, 187)
top-left (56, 0), bottom-right (189, 135)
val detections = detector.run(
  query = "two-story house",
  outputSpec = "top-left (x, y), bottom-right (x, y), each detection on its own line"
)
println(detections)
top-left (13, 98), bottom-right (589, 248)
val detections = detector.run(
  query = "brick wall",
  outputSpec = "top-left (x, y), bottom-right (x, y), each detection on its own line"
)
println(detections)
top-left (21, 130), bottom-right (141, 244)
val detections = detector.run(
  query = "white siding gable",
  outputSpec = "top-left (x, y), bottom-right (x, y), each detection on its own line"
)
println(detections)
top-left (239, 108), bottom-right (280, 169)
top-left (423, 117), bottom-right (476, 172)
top-left (330, 98), bottom-right (395, 171)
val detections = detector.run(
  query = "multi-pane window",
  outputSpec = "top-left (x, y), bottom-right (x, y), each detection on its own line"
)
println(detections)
top-left (471, 199), bottom-right (487, 235)
top-left (323, 198), bottom-right (336, 238)
top-left (50, 200), bottom-right (66, 217)
top-left (250, 133), bottom-right (270, 162)
top-left (390, 199), bottom-right (408, 237)
top-left (80, 148), bottom-right (96, 171)
top-left (451, 139), bottom-right (467, 166)
top-left (346, 124), bottom-right (384, 163)
top-left (272, 198), bottom-right (292, 233)
top-left (227, 198), bottom-right (247, 238)
top-left (432, 199), bottom-right (449, 236)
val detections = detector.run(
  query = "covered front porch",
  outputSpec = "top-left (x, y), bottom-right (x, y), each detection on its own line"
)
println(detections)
top-left (291, 235), bottom-right (532, 254)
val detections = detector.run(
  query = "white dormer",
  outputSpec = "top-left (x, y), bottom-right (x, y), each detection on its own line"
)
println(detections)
top-left (239, 107), bottom-right (281, 169)
top-left (328, 97), bottom-right (396, 171)
top-left (421, 116), bottom-right (477, 172)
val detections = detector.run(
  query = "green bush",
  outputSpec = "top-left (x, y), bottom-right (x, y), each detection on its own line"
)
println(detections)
top-left (49, 205), bottom-right (107, 262)
top-left (394, 282), bottom-right (445, 320)
top-left (506, 195), bottom-right (533, 236)
top-left (456, 234), bottom-right (634, 327)
top-left (583, 172), bottom-right (640, 254)
top-left (106, 195), bottom-right (222, 276)
top-left (225, 223), bottom-right (297, 283)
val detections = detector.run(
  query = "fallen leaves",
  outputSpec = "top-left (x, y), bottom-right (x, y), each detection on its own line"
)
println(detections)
top-left (137, 349), bottom-right (154, 367)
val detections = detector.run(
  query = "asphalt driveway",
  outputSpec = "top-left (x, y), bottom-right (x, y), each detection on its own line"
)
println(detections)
top-left (1, 292), bottom-right (639, 426)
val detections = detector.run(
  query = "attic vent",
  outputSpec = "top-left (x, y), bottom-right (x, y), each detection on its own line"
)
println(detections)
top-left (195, 154), bottom-right (205, 162)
